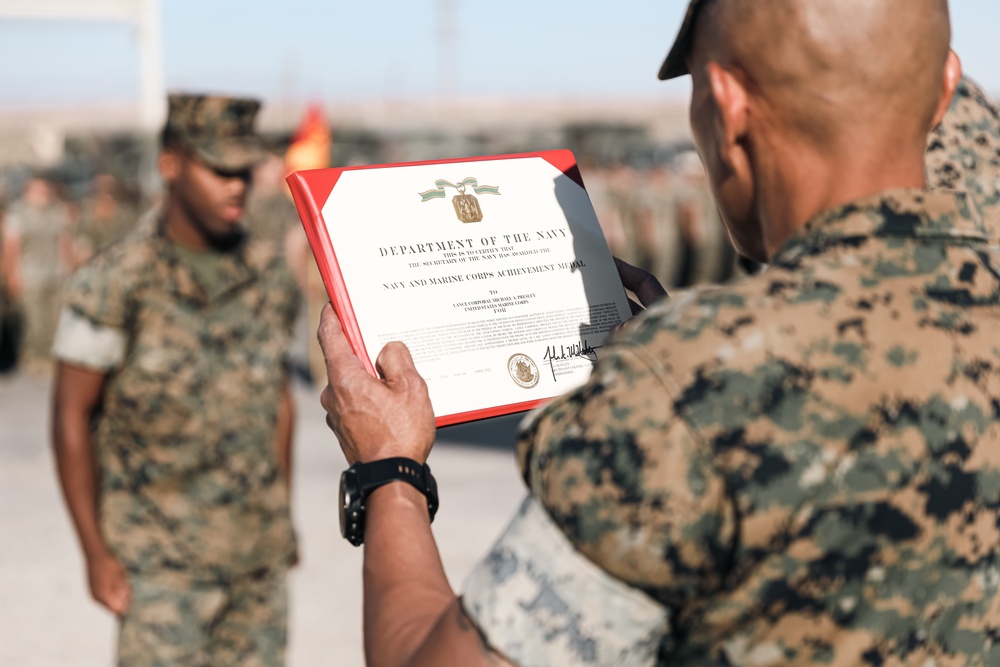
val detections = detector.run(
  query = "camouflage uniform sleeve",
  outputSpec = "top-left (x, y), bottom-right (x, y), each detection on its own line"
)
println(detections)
top-left (521, 344), bottom-right (737, 618)
top-left (462, 495), bottom-right (671, 667)
top-left (51, 257), bottom-right (130, 371)
top-left (463, 344), bottom-right (737, 663)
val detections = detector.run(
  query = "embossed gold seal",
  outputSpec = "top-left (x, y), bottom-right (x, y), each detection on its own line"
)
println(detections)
top-left (507, 353), bottom-right (540, 389)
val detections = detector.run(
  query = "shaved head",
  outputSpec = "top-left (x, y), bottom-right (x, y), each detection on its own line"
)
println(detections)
top-left (694, 0), bottom-right (951, 147)
top-left (676, 0), bottom-right (958, 260)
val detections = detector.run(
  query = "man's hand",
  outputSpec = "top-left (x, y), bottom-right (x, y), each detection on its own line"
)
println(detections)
top-left (87, 552), bottom-right (131, 616)
top-left (317, 304), bottom-right (436, 465)
top-left (616, 257), bottom-right (668, 315)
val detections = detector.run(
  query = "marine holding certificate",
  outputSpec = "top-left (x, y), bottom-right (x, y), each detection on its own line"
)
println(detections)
top-left (288, 150), bottom-right (632, 425)
top-left (302, 1), bottom-right (1000, 666)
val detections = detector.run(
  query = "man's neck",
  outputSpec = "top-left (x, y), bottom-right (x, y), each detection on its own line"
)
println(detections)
top-left (758, 139), bottom-right (929, 258)
top-left (163, 200), bottom-right (212, 251)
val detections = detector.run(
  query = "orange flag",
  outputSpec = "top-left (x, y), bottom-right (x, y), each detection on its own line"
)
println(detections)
top-left (285, 104), bottom-right (331, 174)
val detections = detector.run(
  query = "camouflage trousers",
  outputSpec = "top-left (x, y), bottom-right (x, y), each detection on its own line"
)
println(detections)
top-left (118, 571), bottom-right (287, 667)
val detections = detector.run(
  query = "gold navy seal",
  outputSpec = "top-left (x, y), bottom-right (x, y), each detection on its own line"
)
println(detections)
top-left (507, 353), bottom-right (540, 389)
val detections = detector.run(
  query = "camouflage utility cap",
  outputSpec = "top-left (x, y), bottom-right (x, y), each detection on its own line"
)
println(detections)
top-left (658, 0), bottom-right (707, 80)
top-left (166, 94), bottom-right (266, 171)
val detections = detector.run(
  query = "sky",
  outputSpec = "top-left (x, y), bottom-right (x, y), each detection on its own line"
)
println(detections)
top-left (0, 0), bottom-right (997, 107)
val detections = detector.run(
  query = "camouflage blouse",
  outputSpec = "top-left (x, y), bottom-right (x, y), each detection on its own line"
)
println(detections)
top-left (54, 218), bottom-right (300, 583)
top-left (466, 189), bottom-right (1000, 666)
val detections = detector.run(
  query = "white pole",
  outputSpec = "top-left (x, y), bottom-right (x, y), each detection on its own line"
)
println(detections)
top-left (436, 0), bottom-right (457, 100)
top-left (0, 0), bottom-right (164, 130)
top-left (137, 0), bottom-right (164, 131)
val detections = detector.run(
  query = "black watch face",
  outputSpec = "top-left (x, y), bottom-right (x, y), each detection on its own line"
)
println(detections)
top-left (339, 469), bottom-right (358, 539)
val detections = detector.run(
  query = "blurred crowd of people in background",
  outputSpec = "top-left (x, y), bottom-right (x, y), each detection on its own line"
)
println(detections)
top-left (582, 153), bottom-right (738, 290)
top-left (0, 173), bottom-right (140, 372)
top-left (0, 120), bottom-right (736, 381)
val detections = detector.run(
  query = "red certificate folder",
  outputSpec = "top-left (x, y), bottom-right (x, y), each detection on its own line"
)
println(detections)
top-left (287, 149), bottom-right (626, 427)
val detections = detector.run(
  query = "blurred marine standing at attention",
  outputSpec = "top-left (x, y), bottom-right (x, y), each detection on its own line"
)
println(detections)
top-left (50, 94), bottom-right (300, 666)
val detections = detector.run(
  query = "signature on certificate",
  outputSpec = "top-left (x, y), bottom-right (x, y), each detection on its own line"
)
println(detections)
top-left (542, 340), bottom-right (602, 382)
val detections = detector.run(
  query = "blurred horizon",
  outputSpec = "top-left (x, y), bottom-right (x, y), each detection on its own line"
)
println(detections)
top-left (0, 1), bottom-right (995, 176)
top-left (0, 0), bottom-right (996, 113)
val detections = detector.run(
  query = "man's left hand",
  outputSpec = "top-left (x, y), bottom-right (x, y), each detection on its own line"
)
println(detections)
top-left (317, 304), bottom-right (436, 465)
top-left (615, 257), bottom-right (668, 314)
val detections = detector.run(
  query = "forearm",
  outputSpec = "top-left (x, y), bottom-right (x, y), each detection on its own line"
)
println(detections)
top-left (362, 483), bottom-right (504, 667)
top-left (276, 381), bottom-right (295, 486)
top-left (52, 412), bottom-right (110, 560)
top-left (316, 308), bottom-right (510, 665)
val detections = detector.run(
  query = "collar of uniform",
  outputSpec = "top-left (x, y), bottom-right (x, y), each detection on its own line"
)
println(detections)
top-left (144, 210), bottom-right (258, 304)
top-left (770, 188), bottom-right (988, 266)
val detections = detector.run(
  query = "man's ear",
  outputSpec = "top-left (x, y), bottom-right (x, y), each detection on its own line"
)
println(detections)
top-left (707, 61), bottom-right (750, 167)
top-left (931, 49), bottom-right (963, 129)
top-left (158, 149), bottom-right (181, 183)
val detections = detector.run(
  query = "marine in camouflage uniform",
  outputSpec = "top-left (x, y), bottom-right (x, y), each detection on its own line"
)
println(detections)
top-left (5, 177), bottom-right (70, 368)
top-left (465, 188), bottom-right (1000, 666)
top-left (309, 1), bottom-right (1000, 666)
top-left (51, 95), bottom-right (299, 667)
top-left (926, 76), bottom-right (1000, 239)
top-left (460, 5), bottom-right (1000, 666)
top-left (73, 174), bottom-right (136, 266)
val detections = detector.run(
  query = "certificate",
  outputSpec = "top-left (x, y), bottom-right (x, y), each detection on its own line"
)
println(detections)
top-left (287, 150), bottom-right (631, 426)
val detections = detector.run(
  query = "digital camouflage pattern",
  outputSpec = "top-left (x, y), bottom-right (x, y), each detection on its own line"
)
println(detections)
top-left (56, 216), bottom-right (300, 584)
top-left (166, 94), bottom-right (267, 171)
top-left (926, 76), bottom-right (1000, 240)
top-left (118, 570), bottom-right (287, 667)
top-left (506, 189), bottom-right (1000, 665)
top-left (463, 496), bottom-right (669, 667)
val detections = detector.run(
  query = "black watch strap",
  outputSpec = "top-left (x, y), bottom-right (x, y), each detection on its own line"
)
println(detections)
top-left (341, 457), bottom-right (440, 547)
top-left (355, 457), bottom-right (439, 521)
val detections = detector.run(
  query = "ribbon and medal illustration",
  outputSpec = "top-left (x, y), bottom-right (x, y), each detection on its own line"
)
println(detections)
top-left (418, 177), bottom-right (501, 223)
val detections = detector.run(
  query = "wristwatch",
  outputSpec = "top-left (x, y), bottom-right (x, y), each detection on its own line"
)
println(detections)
top-left (339, 457), bottom-right (439, 547)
